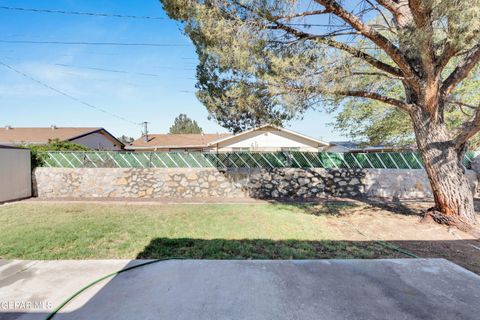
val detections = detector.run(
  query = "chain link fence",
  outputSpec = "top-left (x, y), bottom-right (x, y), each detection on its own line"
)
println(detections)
top-left (36, 151), bottom-right (478, 169)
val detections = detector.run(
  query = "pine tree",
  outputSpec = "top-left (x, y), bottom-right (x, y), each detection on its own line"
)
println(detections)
top-left (169, 114), bottom-right (203, 134)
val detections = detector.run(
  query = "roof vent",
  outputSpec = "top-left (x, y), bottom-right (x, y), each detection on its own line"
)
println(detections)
top-left (5, 125), bottom-right (12, 130)
top-left (51, 125), bottom-right (57, 130)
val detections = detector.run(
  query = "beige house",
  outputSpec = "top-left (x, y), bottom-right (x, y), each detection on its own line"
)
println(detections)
top-left (126, 133), bottom-right (230, 152)
top-left (127, 125), bottom-right (332, 152)
top-left (0, 126), bottom-right (124, 150)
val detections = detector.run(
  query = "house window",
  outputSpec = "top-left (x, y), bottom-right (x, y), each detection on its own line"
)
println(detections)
top-left (232, 147), bottom-right (250, 152)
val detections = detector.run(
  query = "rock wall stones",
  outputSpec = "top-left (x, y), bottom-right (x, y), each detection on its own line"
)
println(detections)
top-left (32, 167), bottom-right (479, 200)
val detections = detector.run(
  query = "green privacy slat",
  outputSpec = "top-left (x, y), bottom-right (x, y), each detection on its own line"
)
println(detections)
top-left (463, 151), bottom-right (476, 169)
top-left (400, 153), bottom-right (417, 169)
top-left (36, 151), bottom-right (476, 169)
top-left (377, 153), bottom-right (395, 168)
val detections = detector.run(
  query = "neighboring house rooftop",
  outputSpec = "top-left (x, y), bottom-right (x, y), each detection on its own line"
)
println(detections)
top-left (329, 141), bottom-right (361, 150)
top-left (0, 144), bottom-right (29, 150)
top-left (208, 124), bottom-right (330, 147)
top-left (127, 125), bottom-right (331, 152)
top-left (0, 126), bottom-right (123, 147)
top-left (330, 141), bottom-right (415, 152)
top-left (127, 133), bottom-right (232, 150)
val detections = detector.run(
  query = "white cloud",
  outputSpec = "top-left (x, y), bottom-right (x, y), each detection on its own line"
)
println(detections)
top-left (0, 60), bottom-right (147, 101)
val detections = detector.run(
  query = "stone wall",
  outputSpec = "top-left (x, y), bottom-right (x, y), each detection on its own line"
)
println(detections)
top-left (32, 167), bottom-right (479, 200)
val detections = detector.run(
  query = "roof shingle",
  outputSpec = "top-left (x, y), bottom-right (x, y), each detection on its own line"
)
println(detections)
top-left (129, 133), bottom-right (231, 148)
top-left (0, 127), bottom-right (103, 145)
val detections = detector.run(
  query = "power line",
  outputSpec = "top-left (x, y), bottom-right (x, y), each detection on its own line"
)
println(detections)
top-left (0, 6), bottom-right (165, 20)
top-left (0, 40), bottom-right (190, 47)
top-left (56, 63), bottom-right (164, 77)
top-left (56, 63), bottom-right (195, 75)
top-left (0, 60), bottom-right (139, 126)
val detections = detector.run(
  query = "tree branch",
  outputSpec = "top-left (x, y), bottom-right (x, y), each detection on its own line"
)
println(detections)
top-left (453, 108), bottom-right (480, 149)
top-left (375, 0), bottom-right (399, 13)
top-left (266, 83), bottom-right (411, 111)
top-left (314, 0), bottom-right (419, 87)
top-left (273, 9), bottom-right (331, 20)
top-left (442, 44), bottom-right (480, 97)
top-left (364, 0), bottom-right (394, 31)
top-left (437, 42), bottom-right (459, 73)
top-left (409, 0), bottom-right (436, 78)
top-left (231, 0), bottom-right (404, 78)
top-left (351, 71), bottom-right (404, 80)
top-left (448, 99), bottom-right (480, 110)
top-left (335, 90), bottom-right (412, 111)
top-left (265, 20), bottom-right (404, 77)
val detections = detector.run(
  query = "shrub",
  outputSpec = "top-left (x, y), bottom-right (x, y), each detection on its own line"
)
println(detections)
top-left (23, 139), bottom-right (89, 167)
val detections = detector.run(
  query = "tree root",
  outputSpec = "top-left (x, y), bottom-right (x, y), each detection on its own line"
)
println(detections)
top-left (422, 207), bottom-right (476, 235)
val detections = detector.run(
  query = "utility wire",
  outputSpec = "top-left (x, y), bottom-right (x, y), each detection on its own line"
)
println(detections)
top-left (56, 63), bottom-right (195, 75)
top-left (0, 5), bottom-right (390, 30)
top-left (0, 6), bottom-right (347, 27)
top-left (0, 40), bottom-right (190, 47)
top-left (0, 60), bottom-right (139, 126)
top-left (56, 63), bottom-right (164, 77)
top-left (1, 39), bottom-right (377, 48)
top-left (0, 6), bottom-right (164, 20)
top-left (0, 6), bottom-right (362, 28)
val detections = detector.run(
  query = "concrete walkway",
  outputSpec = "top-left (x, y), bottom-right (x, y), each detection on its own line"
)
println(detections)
top-left (1, 259), bottom-right (479, 320)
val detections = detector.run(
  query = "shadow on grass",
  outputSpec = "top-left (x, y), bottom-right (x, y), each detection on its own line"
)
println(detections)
top-left (135, 238), bottom-right (397, 260)
top-left (136, 238), bottom-right (480, 275)
top-left (268, 197), bottom-right (425, 217)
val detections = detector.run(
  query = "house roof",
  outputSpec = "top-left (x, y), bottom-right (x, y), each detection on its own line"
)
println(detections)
top-left (127, 133), bottom-right (232, 149)
top-left (329, 141), bottom-right (415, 152)
top-left (208, 124), bottom-right (330, 147)
top-left (0, 127), bottom-right (123, 146)
top-left (329, 141), bottom-right (360, 150)
top-left (0, 144), bottom-right (30, 150)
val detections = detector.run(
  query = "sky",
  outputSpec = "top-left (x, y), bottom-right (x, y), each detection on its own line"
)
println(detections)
top-left (0, 0), bottom-right (346, 141)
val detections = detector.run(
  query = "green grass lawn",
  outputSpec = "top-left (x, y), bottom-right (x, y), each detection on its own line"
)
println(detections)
top-left (0, 203), bottom-right (396, 260)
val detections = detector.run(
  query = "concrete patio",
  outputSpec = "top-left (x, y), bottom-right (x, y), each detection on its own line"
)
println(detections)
top-left (1, 259), bottom-right (479, 320)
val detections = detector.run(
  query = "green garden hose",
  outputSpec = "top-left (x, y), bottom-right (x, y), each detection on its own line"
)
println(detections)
top-left (351, 225), bottom-right (420, 258)
top-left (373, 240), bottom-right (420, 258)
top-left (45, 258), bottom-right (183, 320)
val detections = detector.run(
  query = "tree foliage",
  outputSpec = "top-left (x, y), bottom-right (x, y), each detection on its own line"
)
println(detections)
top-left (117, 135), bottom-right (134, 145)
top-left (334, 63), bottom-right (480, 148)
top-left (169, 114), bottom-right (203, 134)
top-left (333, 99), bottom-right (414, 147)
top-left (161, 0), bottom-right (480, 138)
top-left (24, 139), bottom-right (88, 167)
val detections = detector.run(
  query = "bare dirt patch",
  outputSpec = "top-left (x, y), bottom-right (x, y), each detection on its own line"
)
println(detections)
top-left (292, 198), bottom-right (480, 274)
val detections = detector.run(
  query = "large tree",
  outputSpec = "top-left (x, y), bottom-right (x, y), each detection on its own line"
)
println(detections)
top-left (162, 0), bottom-right (480, 227)
top-left (169, 114), bottom-right (203, 134)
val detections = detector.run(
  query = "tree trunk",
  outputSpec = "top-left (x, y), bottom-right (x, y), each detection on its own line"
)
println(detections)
top-left (410, 108), bottom-right (477, 227)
